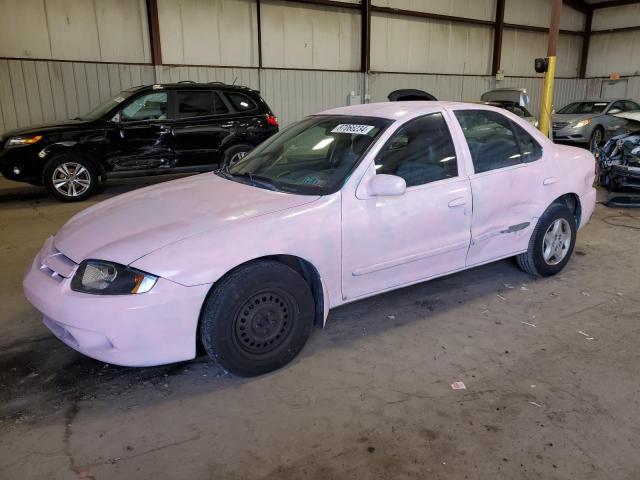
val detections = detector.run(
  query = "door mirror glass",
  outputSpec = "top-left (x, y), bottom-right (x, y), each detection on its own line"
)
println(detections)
top-left (368, 174), bottom-right (406, 197)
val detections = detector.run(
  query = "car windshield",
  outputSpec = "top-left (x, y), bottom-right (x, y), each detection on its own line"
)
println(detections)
top-left (557, 102), bottom-right (609, 114)
top-left (219, 115), bottom-right (391, 195)
top-left (78, 90), bottom-right (136, 121)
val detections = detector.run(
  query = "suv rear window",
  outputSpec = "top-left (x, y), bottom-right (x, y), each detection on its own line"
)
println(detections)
top-left (177, 91), bottom-right (229, 118)
top-left (226, 92), bottom-right (257, 112)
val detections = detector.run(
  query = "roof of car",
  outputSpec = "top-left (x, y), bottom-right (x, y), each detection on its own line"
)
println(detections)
top-left (126, 82), bottom-right (257, 93)
top-left (319, 101), bottom-right (498, 120)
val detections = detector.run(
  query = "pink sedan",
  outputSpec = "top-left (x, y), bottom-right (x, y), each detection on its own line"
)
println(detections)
top-left (24, 102), bottom-right (597, 376)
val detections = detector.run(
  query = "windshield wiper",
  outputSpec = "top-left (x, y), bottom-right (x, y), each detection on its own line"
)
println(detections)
top-left (226, 171), bottom-right (280, 191)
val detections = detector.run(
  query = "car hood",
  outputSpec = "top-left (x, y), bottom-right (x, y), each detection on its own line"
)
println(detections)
top-left (552, 113), bottom-right (599, 123)
top-left (2, 119), bottom-right (98, 138)
top-left (54, 174), bottom-right (320, 266)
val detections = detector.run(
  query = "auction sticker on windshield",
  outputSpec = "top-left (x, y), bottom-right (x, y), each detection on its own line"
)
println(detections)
top-left (331, 124), bottom-right (375, 135)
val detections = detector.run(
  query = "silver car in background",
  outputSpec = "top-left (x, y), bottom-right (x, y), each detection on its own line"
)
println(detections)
top-left (553, 99), bottom-right (640, 149)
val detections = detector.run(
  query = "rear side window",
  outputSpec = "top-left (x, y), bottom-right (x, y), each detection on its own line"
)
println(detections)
top-left (177, 91), bottom-right (214, 118)
top-left (512, 122), bottom-right (543, 163)
top-left (177, 91), bottom-right (229, 118)
top-left (226, 92), bottom-right (257, 112)
top-left (375, 112), bottom-right (458, 187)
top-left (455, 110), bottom-right (523, 173)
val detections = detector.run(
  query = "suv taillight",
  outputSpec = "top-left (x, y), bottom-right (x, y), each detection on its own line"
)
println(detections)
top-left (266, 115), bottom-right (278, 126)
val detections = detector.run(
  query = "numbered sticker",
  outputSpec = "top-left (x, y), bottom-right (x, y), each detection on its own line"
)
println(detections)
top-left (331, 124), bottom-right (375, 135)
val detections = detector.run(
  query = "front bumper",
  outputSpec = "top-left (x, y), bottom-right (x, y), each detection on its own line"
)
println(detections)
top-left (553, 127), bottom-right (589, 143)
top-left (23, 237), bottom-right (211, 367)
top-left (611, 165), bottom-right (640, 190)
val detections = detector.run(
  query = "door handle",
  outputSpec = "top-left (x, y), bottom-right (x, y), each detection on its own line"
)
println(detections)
top-left (448, 197), bottom-right (466, 208)
top-left (543, 177), bottom-right (558, 185)
top-left (221, 123), bottom-right (235, 129)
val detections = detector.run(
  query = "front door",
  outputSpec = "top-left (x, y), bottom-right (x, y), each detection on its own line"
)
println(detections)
top-left (450, 109), bottom-right (549, 266)
top-left (108, 91), bottom-right (175, 171)
top-left (341, 112), bottom-right (472, 301)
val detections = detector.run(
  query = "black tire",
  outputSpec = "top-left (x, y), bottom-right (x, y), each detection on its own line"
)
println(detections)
top-left (222, 143), bottom-right (254, 168)
top-left (43, 154), bottom-right (97, 202)
top-left (590, 126), bottom-right (604, 151)
top-left (516, 203), bottom-right (577, 277)
top-left (200, 260), bottom-right (315, 377)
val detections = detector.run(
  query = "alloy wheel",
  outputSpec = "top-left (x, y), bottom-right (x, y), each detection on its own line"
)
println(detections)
top-left (542, 218), bottom-right (571, 265)
top-left (52, 162), bottom-right (92, 197)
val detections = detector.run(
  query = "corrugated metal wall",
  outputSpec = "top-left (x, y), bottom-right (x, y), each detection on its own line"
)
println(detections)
top-left (0, 59), bottom-right (154, 133)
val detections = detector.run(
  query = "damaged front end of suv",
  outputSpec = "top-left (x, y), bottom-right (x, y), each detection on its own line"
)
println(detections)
top-left (596, 112), bottom-right (640, 192)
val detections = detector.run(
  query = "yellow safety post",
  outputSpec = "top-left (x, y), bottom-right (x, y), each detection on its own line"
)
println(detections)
top-left (539, 56), bottom-right (557, 137)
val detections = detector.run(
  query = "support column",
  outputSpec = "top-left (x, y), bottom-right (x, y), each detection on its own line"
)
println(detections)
top-left (492, 0), bottom-right (505, 76)
top-left (146, 0), bottom-right (162, 66)
top-left (579, 8), bottom-right (592, 79)
top-left (539, 0), bottom-right (562, 137)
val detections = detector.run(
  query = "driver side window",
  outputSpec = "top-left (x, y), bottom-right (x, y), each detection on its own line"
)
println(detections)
top-left (374, 113), bottom-right (458, 188)
top-left (120, 92), bottom-right (168, 122)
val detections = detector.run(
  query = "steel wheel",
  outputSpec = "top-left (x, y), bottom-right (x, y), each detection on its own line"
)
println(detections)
top-left (233, 290), bottom-right (294, 355)
top-left (542, 218), bottom-right (571, 265)
top-left (52, 162), bottom-right (92, 198)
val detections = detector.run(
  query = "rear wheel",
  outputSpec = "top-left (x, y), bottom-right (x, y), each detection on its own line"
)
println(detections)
top-left (517, 203), bottom-right (577, 277)
top-left (222, 143), bottom-right (254, 169)
top-left (200, 261), bottom-right (315, 377)
top-left (43, 154), bottom-right (97, 202)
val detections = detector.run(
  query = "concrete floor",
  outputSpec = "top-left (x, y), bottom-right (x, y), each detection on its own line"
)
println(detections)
top-left (1, 176), bottom-right (639, 480)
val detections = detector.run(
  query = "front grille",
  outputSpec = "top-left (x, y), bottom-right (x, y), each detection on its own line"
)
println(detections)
top-left (553, 122), bottom-right (569, 129)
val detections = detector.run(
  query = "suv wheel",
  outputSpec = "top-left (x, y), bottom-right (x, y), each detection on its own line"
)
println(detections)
top-left (199, 261), bottom-right (315, 377)
top-left (222, 144), bottom-right (254, 168)
top-left (43, 154), bottom-right (97, 202)
top-left (516, 203), bottom-right (577, 277)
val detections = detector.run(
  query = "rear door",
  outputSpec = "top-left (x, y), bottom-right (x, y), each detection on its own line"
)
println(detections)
top-left (172, 89), bottom-right (232, 167)
top-left (451, 109), bottom-right (549, 266)
top-left (107, 91), bottom-right (175, 171)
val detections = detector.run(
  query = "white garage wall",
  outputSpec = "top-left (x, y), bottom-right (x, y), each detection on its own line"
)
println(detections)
top-left (261, 1), bottom-right (360, 70)
top-left (370, 13), bottom-right (493, 75)
top-left (0, 58), bottom-right (154, 133)
top-left (505, 0), bottom-right (585, 31)
top-left (501, 30), bottom-right (583, 78)
top-left (592, 3), bottom-right (640, 30)
top-left (157, 0), bottom-right (258, 67)
top-left (587, 4), bottom-right (640, 78)
top-left (0, 0), bottom-right (151, 63)
top-left (587, 31), bottom-right (640, 78)
top-left (372, 0), bottom-right (497, 21)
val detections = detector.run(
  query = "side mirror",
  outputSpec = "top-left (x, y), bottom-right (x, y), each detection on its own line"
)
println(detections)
top-left (609, 108), bottom-right (622, 114)
top-left (110, 111), bottom-right (121, 123)
top-left (368, 174), bottom-right (406, 197)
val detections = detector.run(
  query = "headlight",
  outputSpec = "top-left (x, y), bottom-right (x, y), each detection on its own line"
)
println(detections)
top-left (7, 134), bottom-right (43, 146)
top-left (71, 260), bottom-right (158, 295)
top-left (574, 119), bottom-right (592, 128)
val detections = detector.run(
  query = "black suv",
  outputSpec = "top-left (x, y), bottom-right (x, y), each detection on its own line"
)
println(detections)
top-left (0, 82), bottom-right (278, 201)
